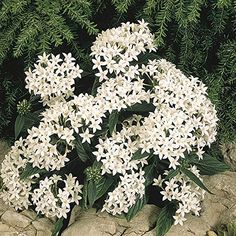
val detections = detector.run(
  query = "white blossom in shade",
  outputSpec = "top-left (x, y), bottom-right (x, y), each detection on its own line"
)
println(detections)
top-left (91, 19), bottom-right (156, 81)
top-left (136, 58), bottom-right (218, 165)
top-left (31, 174), bottom-right (82, 218)
top-left (25, 53), bottom-right (83, 106)
top-left (23, 121), bottom-right (72, 171)
top-left (94, 116), bottom-right (148, 214)
top-left (154, 165), bottom-right (206, 226)
top-left (102, 170), bottom-right (146, 215)
top-left (0, 138), bottom-right (32, 210)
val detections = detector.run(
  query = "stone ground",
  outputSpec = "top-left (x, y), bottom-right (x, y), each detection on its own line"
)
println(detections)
top-left (62, 171), bottom-right (236, 236)
top-left (0, 140), bottom-right (236, 236)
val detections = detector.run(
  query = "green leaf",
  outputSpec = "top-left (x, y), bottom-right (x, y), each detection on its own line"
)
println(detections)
top-left (96, 177), bottom-right (115, 200)
top-left (144, 164), bottom-right (156, 186)
top-left (15, 114), bottom-right (25, 139)
top-left (87, 180), bottom-right (97, 207)
top-left (109, 110), bottom-right (119, 135)
top-left (91, 77), bottom-right (100, 96)
top-left (74, 136), bottom-right (90, 162)
top-left (126, 196), bottom-right (147, 221)
top-left (165, 168), bottom-right (180, 180)
top-left (181, 167), bottom-right (213, 194)
top-left (81, 180), bottom-right (88, 209)
top-left (131, 149), bottom-right (149, 160)
top-left (190, 153), bottom-right (229, 175)
top-left (51, 217), bottom-right (63, 236)
top-left (156, 203), bottom-right (176, 236)
top-left (126, 102), bottom-right (155, 112)
top-left (20, 163), bottom-right (47, 180)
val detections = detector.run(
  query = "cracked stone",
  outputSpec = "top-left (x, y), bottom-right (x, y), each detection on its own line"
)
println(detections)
top-left (21, 225), bottom-right (37, 236)
top-left (32, 217), bottom-right (54, 232)
top-left (36, 230), bottom-right (53, 236)
top-left (1, 210), bottom-right (32, 228)
top-left (62, 208), bottom-right (117, 236)
top-left (21, 210), bottom-right (37, 221)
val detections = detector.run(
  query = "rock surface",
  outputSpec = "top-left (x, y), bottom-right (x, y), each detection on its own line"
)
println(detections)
top-left (63, 204), bottom-right (160, 236)
top-left (63, 171), bottom-right (236, 236)
top-left (0, 201), bottom-right (54, 236)
top-left (221, 143), bottom-right (236, 171)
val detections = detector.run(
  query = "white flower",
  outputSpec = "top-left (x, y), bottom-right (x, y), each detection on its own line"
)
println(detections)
top-left (173, 214), bottom-right (187, 226)
top-left (80, 129), bottom-right (94, 144)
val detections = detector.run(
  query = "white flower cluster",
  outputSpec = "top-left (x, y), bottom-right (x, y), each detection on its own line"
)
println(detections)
top-left (94, 115), bottom-right (147, 214)
top-left (0, 137), bottom-right (83, 216)
top-left (90, 21), bottom-right (218, 219)
top-left (91, 19), bottom-right (156, 81)
top-left (141, 59), bottom-right (218, 162)
top-left (32, 174), bottom-right (82, 218)
top-left (25, 53), bottom-right (83, 105)
top-left (153, 166), bottom-right (205, 226)
top-left (0, 20), bottom-right (218, 224)
top-left (0, 138), bottom-right (32, 210)
top-left (102, 170), bottom-right (146, 215)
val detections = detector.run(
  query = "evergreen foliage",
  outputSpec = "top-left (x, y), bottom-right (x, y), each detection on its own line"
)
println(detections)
top-left (0, 0), bottom-right (235, 143)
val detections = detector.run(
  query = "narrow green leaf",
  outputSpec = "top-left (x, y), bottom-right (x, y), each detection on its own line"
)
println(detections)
top-left (108, 110), bottom-right (119, 135)
top-left (190, 153), bottom-right (229, 175)
top-left (165, 168), bottom-right (180, 180)
top-left (51, 217), bottom-right (63, 236)
top-left (87, 180), bottom-right (97, 207)
top-left (81, 180), bottom-right (88, 209)
top-left (156, 204), bottom-right (176, 236)
top-left (96, 177), bottom-right (114, 200)
top-left (74, 137), bottom-right (90, 162)
top-left (144, 164), bottom-right (156, 186)
top-left (126, 102), bottom-right (155, 112)
top-left (15, 114), bottom-right (25, 139)
top-left (91, 77), bottom-right (100, 96)
top-left (131, 149), bottom-right (149, 160)
top-left (20, 163), bottom-right (47, 180)
top-left (181, 167), bottom-right (213, 194)
top-left (126, 196), bottom-right (147, 221)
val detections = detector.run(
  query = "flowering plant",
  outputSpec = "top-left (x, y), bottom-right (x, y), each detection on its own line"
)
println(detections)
top-left (0, 20), bottom-right (229, 236)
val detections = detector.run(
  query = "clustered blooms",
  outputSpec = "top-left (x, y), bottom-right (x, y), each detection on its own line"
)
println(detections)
top-left (153, 166), bottom-right (205, 225)
top-left (0, 138), bottom-right (32, 210)
top-left (32, 174), bottom-right (82, 218)
top-left (90, 22), bottom-right (218, 220)
top-left (0, 20), bottom-right (218, 225)
top-left (25, 53), bottom-right (83, 106)
top-left (91, 19), bottom-right (156, 81)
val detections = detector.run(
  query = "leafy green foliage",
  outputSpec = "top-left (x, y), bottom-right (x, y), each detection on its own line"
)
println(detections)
top-left (189, 153), bottom-right (230, 175)
top-left (74, 136), bottom-right (90, 162)
top-left (51, 217), bottom-right (64, 236)
top-left (87, 180), bottom-right (97, 207)
top-left (83, 176), bottom-right (115, 208)
top-left (125, 195), bottom-right (147, 221)
top-left (15, 114), bottom-right (25, 139)
top-left (181, 167), bottom-right (213, 194)
top-left (0, 0), bottom-right (98, 64)
top-left (155, 203), bottom-right (176, 236)
top-left (108, 110), bottom-right (119, 135)
top-left (20, 163), bottom-right (47, 179)
top-left (95, 177), bottom-right (114, 200)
